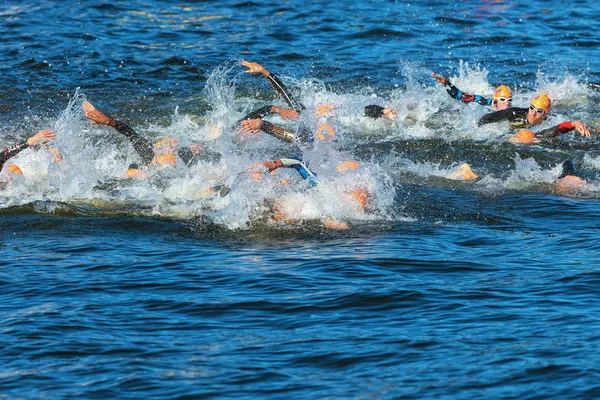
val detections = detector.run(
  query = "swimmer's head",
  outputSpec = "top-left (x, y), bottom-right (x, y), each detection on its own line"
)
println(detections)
top-left (336, 160), bottom-right (360, 173)
top-left (6, 164), bottom-right (23, 176)
top-left (315, 123), bottom-right (336, 143)
top-left (491, 85), bottom-right (513, 110)
top-left (528, 94), bottom-right (551, 126)
top-left (556, 175), bottom-right (585, 194)
top-left (153, 137), bottom-right (179, 155)
top-left (509, 129), bottom-right (537, 145)
top-left (350, 188), bottom-right (370, 209)
top-left (446, 163), bottom-right (480, 181)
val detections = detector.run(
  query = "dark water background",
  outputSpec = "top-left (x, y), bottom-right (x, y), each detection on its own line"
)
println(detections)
top-left (2, 1), bottom-right (600, 398)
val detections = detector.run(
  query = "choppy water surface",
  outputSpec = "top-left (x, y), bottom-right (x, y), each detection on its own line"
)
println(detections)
top-left (2, 0), bottom-right (600, 398)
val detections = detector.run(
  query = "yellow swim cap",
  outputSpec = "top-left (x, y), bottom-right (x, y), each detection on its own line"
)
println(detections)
top-left (153, 137), bottom-right (179, 155)
top-left (509, 129), bottom-right (537, 144)
top-left (6, 164), bottom-right (23, 175)
top-left (530, 94), bottom-right (551, 113)
top-left (493, 85), bottom-right (512, 100)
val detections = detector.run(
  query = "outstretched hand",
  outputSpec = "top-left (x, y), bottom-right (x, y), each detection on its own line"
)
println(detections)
top-left (240, 118), bottom-right (263, 135)
top-left (274, 106), bottom-right (299, 120)
top-left (241, 60), bottom-right (270, 77)
top-left (383, 108), bottom-right (398, 121)
top-left (27, 129), bottom-right (56, 146)
top-left (573, 121), bottom-right (590, 137)
top-left (432, 72), bottom-right (450, 86)
top-left (83, 101), bottom-right (114, 126)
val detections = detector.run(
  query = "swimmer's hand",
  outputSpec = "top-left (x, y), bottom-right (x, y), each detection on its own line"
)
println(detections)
top-left (240, 118), bottom-right (263, 135)
top-left (572, 121), bottom-right (590, 137)
top-left (241, 60), bottom-right (270, 77)
top-left (83, 101), bottom-right (115, 126)
top-left (316, 104), bottom-right (336, 117)
top-left (432, 72), bottom-right (450, 86)
top-left (383, 108), bottom-right (398, 120)
top-left (271, 106), bottom-right (299, 120)
top-left (28, 129), bottom-right (56, 146)
top-left (189, 144), bottom-right (204, 156)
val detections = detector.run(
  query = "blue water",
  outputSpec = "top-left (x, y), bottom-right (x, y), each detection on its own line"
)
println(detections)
top-left (2, 0), bottom-right (600, 398)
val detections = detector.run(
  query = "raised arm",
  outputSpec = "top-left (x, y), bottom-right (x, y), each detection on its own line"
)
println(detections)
top-left (83, 101), bottom-right (154, 165)
top-left (433, 72), bottom-right (492, 106)
top-left (242, 60), bottom-right (305, 112)
top-left (0, 129), bottom-right (56, 172)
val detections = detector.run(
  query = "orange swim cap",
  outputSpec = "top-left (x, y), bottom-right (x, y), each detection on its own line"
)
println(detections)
top-left (153, 153), bottom-right (178, 165)
top-left (350, 188), bottom-right (369, 209)
top-left (530, 94), bottom-right (551, 113)
top-left (493, 85), bottom-right (512, 100)
top-left (6, 164), bottom-right (23, 175)
top-left (556, 175), bottom-right (585, 194)
top-left (336, 160), bottom-right (360, 172)
top-left (509, 129), bottom-right (537, 144)
top-left (153, 137), bottom-right (179, 155)
top-left (446, 163), bottom-right (480, 181)
top-left (315, 123), bottom-right (336, 142)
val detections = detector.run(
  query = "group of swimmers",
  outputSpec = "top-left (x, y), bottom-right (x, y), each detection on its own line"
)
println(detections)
top-left (1, 61), bottom-right (596, 224)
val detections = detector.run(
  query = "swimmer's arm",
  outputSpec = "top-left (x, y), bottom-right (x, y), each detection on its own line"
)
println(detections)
top-left (537, 121), bottom-right (591, 138)
top-left (113, 121), bottom-right (155, 165)
top-left (364, 105), bottom-right (397, 120)
top-left (177, 145), bottom-right (222, 167)
top-left (266, 74), bottom-right (305, 112)
top-left (446, 83), bottom-right (491, 106)
top-left (0, 141), bottom-right (28, 171)
top-left (260, 121), bottom-right (297, 143)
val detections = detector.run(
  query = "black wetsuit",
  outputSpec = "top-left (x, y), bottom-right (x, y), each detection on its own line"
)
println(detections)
top-left (0, 141), bottom-right (28, 172)
top-left (113, 120), bottom-right (220, 166)
top-left (443, 81), bottom-right (494, 107)
top-left (264, 73), bottom-right (305, 113)
top-left (478, 108), bottom-right (579, 138)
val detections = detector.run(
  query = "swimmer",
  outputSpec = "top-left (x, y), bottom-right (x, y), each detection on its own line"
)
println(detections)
top-left (242, 60), bottom-right (305, 113)
top-left (479, 94), bottom-right (590, 139)
top-left (0, 129), bottom-right (56, 173)
top-left (446, 163), bottom-right (481, 181)
top-left (83, 101), bottom-right (220, 172)
top-left (249, 158), bottom-right (368, 229)
top-left (432, 72), bottom-right (513, 111)
top-left (556, 160), bottom-right (586, 194)
top-left (364, 105), bottom-right (398, 121)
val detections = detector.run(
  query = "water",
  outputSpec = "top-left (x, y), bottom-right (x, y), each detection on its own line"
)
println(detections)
top-left (2, 0), bottom-right (600, 398)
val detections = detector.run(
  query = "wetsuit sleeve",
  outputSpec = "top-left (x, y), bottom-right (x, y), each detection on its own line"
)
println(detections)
top-left (178, 147), bottom-right (221, 167)
top-left (0, 141), bottom-right (29, 172)
top-left (266, 74), bottom-right (305, 112)
top-left (113, 120), bottom-right (154, 165)
top-left (240, 105), bottom-right (277, 121)
top-left (445, 82), bottom-right (492, 106)
top-left (261, 121), bottom-right (297, 143)
top-left (280, 158), bottom-right (319, 186)
top-left (365, 105), bottom-right (385, 119)
top-left (536, 122), bottom-right (575, 138)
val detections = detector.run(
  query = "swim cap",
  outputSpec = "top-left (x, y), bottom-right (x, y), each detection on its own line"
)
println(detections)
top-left (446, 163), bottom-right (480, 181)
top-left (153, 137), bottom-right (179, 155)
top-left (350, 188), bottom-right (369, 209)
top-left (6, 164), bottom-right (23, 175)
top-left (315, 123), bottom-right (336, 142)
top-left (509, 129), bottom-right (537, 144)
top-left (493, 85), bottom-right (512, 100)
top-left (336, 160), bottom-right (360, 172)
top-left (154, 153), bottom-right (178, 165)
top-left (530, 94), bottom-right (551, 113)
top-left (556, 175), bottom-right (585, 194)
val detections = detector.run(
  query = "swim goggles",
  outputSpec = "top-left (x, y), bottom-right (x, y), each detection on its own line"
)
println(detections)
top-left (529, 104), bottom-right (546, 115)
